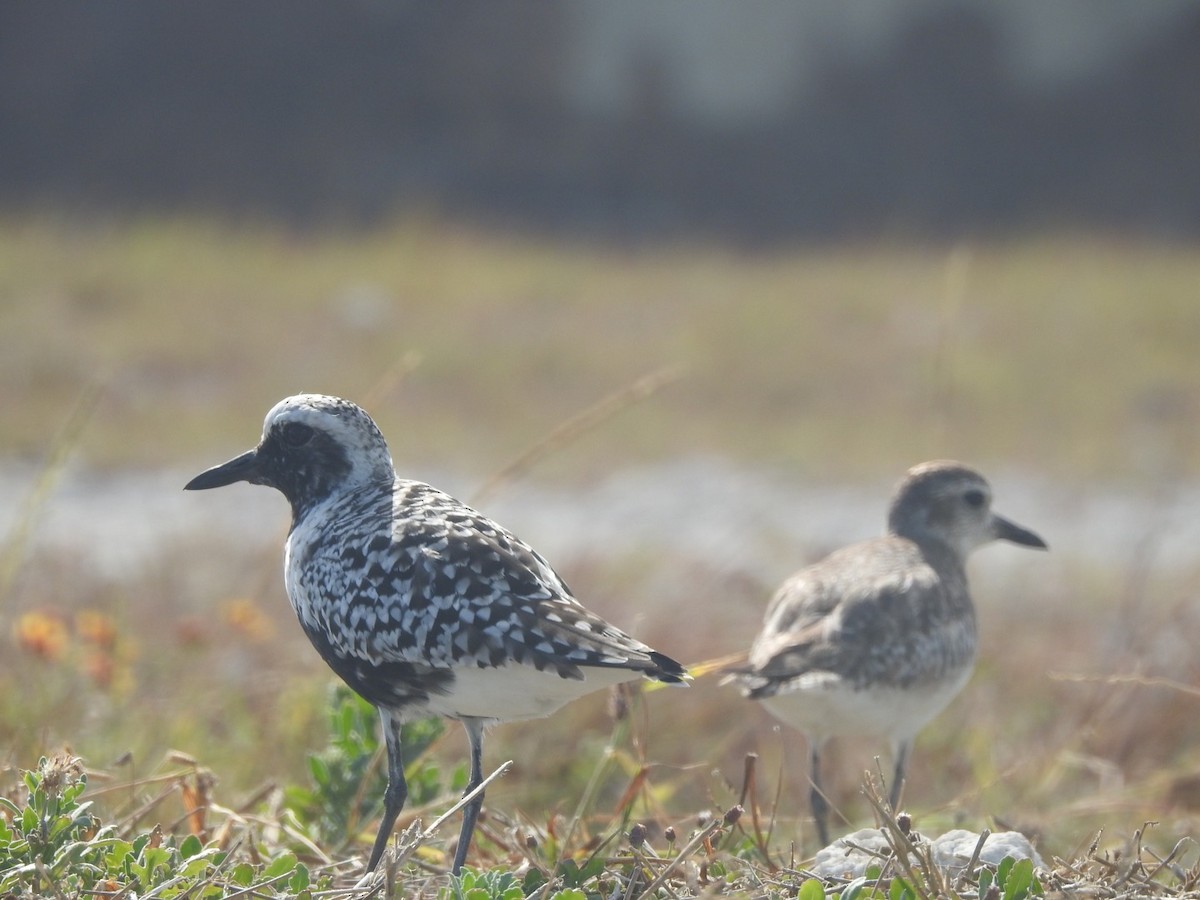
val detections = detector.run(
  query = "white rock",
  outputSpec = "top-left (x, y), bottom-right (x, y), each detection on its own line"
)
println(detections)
top-left (931, 829), bottom-right (1044, 872)
top-left (810, 828), bottom-right (894, 879)
top-left (809, 827), bottom-right (1044, 881)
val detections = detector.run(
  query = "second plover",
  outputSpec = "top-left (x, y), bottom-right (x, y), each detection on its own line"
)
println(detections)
top-left (726, 461), bottom-right (1046, 845)
top-left (185, 393), bottom-right (687, 874)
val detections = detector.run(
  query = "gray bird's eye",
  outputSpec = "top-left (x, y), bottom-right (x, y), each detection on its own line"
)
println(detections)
top-left (280, 422), bottom-right (314, 448)
top-left (962, 489), bottom-right (986, 508)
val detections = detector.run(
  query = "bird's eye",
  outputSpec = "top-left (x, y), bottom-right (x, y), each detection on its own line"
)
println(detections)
top-left (279, 422), bottom-right (314, 448)
top-left (963, 489), bottom-right (986, 509)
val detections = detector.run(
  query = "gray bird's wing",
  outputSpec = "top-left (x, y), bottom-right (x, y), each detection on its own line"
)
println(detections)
top-left (737, 539), bottom-right (970, 697)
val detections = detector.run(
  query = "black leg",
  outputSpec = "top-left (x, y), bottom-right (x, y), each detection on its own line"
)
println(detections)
top-left (452, 718), bottom-right (486, 874)
top-left (366, 710), bottom-right (409, 873)
top-left (808, 741), bottom-right (830, 847)
top-left (889, 740), bottom-right (910, 811)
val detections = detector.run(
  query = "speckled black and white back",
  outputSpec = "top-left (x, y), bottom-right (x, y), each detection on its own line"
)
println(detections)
top-left (253, 394), bottom-right (684, 723)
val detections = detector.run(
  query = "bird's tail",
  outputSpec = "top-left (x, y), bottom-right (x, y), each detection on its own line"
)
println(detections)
top-left (647, 650), bottom-right (690, 684)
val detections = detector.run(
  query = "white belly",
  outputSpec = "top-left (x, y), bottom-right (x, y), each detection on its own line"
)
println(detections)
top-left (760, 666), bottom-right (973, 744)
top-left (423, 664), bottom-right (640, 722)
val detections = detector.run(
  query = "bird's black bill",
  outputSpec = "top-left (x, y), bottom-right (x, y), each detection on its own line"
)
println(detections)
top-left (992, 514), bottom-right (1047, 550)
top-left (184, 448), bottom-right (260, 491)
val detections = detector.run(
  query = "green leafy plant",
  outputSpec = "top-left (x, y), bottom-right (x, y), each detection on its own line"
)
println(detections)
top-left (0, 755), bottom-right (105, 894)
top-left (283, 683), bottom-right (461, 852)
top-left (0, 755), bottom-right (220, 897)
top-left (449, 867), bottom-right (591, 900)
top-left (887, 873), bottom-right (919, 900)
top-left (979, 856), bottom-right (1041, 900)
top-left (836, 874), bottom-right (886, 900)
top-left (448, 866), bottom-right (527, 900)
top-left (0, 754), bottom-right (327, 897)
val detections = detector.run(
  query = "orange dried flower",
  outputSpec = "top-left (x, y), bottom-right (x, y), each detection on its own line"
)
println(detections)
top-left (80, 649), bottom-right (115, 689)
top-left (14, 611), bottom-right (69, 661)
top-left (175, 616), bottom-right (211, 647)
top-left (75, 609), bottom-right (118, 650)
top-left (220, 598), bottom-right (275, 642)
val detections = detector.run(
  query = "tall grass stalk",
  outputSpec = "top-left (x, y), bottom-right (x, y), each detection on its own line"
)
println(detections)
top-left (473, 365), bottom-right (683, 505)
top-left (0, 377), bottom-right (104, 605)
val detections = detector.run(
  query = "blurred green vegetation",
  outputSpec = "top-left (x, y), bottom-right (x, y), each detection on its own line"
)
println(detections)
top-left (1, 216), bottom-right (1197, 481)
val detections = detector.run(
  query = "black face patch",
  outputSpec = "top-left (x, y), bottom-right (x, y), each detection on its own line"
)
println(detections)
top-left (256, 426), bottom-right (353, 523)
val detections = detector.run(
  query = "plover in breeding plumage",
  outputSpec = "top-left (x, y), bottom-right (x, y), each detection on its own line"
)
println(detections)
top-left (726, 461), bottom-right (1046, 846)
top-left (185, 394), bottom-right (686, 874)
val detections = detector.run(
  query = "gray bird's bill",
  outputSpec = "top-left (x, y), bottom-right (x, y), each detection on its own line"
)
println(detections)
top-left (992, 514), bottom-right (1047, 549)
top-left (184, 449), bottom-right (261, 490)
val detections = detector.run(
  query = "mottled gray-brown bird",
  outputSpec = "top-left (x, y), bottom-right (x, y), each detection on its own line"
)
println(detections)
top-left (727, 461), bottom-right (1046, 845)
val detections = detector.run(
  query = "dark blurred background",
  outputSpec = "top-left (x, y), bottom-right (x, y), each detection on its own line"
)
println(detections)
top-left (3, 0), bottom-right (1198, 242)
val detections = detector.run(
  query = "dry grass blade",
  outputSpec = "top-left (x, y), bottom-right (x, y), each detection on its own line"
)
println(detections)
top-left (159, 837), bottom-right (244, 898)
top-left (738, 752), bottom-right (757, 812)
top-left (613, 765), bottom-right (652, 819)
top-left (553, 717), bottom-right (628, 865)
top-left (1144, 836), bottom-right (1194, 884)
top-left (221, 871), bottom-right (297, 899)
top-left (386, 759), bottom-right (513, 871)
top-left (114, 780), bottom-right (187, 833)
top-left (860, 774), bottom-right (940, 900)
top-left (1049, 670), bottom-right (1200, 699)
top-left (423, 760), bottom-right (513, 860)
top-left (473, 364), bottom-right (683, 504)
top-left (178, 770), bottom-right (214, 838)
top-left (963, 827), bottom-right (991, 879)
top-left (632, 812), bottom-right (727, 899)
top-left (233, 780), bottom-right (278, 815)
top-left (0, 376), bottom-right (104, 603)
top-left (738, 752), bottom-right (777, 870)
top-left (360, 351), bottom-right (423, 412)
top-left (272, 808), bottom-right (334, 863)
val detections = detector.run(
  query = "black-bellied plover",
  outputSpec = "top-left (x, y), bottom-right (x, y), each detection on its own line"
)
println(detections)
top-left (726, 461), bottom-right (1046, 846)
top-left (184, 394), bottom-right (686, 874)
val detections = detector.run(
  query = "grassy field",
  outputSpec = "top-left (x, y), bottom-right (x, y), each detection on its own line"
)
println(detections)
top-left (1, 215), bottom-right (1200, 895)
top-left (2, 215), bottom-right (1198, 478)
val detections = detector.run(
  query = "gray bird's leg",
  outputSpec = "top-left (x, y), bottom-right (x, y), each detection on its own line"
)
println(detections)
top-left (366, 710), bottom-right (408, 873)
top-left (889, 739), bottom-right (911, 812)
top-left (452, 718), bottom-right (487, 874)
top-left (808, 740), bottom-right (831, 847)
